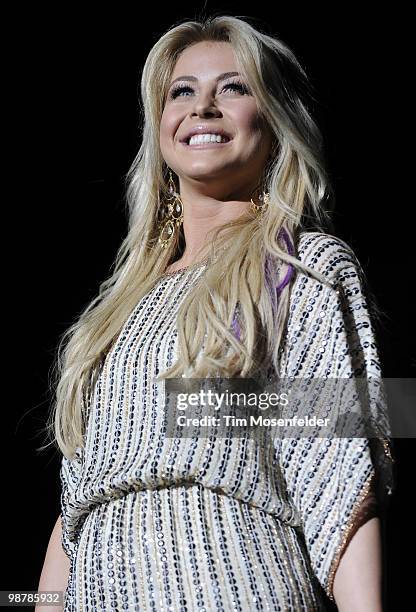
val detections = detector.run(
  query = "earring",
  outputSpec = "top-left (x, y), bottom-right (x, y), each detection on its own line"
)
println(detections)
top-left (158, 169), bottom-right (184, 248)
top-left (250, 190), bottom-right (270, 216)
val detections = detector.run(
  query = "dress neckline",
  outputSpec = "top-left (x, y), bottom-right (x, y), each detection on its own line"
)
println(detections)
top-left (159, 257), bottom-right (209, 278)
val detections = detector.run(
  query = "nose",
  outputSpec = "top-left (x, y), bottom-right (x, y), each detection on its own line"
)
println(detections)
top-left (191, 90), bottom-right (222, 118)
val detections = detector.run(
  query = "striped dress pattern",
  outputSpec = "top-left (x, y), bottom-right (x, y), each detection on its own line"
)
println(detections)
top-left (59, 231), bottom-right (390, 611)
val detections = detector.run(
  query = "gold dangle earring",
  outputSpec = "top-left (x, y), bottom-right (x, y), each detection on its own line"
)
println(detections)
top-left (249, 188), bottom-right (270, 216)
top-left (158, 169), bottom-right (184, 248)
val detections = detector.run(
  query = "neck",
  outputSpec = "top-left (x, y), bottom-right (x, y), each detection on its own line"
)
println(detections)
top-left (174, 178), bottom-right (258, 266)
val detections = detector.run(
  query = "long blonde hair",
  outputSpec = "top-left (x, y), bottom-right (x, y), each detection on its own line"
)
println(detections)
top-left (40, 15), bottom-right (338, 460)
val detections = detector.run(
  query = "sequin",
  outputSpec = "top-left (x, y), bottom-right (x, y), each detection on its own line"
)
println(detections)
top-left (60, 232), bottom-right (393, 610)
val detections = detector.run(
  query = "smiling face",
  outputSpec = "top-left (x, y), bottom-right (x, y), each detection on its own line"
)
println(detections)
top-left (160, 41), bottom-right (274, 195)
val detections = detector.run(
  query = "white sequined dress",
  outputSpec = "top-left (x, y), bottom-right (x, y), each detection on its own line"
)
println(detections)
top-left (60, 231), bottom-right (390, 611)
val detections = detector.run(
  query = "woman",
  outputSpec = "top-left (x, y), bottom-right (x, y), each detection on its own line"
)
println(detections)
top-left (37, 15), bottom-right (394, 611)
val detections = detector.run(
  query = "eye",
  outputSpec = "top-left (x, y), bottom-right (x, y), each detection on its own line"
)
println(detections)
top-left (169, 85), bottom-right (193, 99)
top-left (223, 82), bottom-right (250, 95)
top-left (169, 80), bottom-right (250, 100)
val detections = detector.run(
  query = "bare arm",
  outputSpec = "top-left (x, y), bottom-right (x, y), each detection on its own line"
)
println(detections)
top-left (35, 514), bottom-right (71, 612)
top-left (333, 516), bottom-right (383, 611)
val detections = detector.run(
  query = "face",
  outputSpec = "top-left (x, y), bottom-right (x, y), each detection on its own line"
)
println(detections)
top-left (160, 41), bottom-right (274, 196)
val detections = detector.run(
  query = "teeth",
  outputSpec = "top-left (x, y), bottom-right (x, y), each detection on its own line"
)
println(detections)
top-left (188, 133), bottom-right (229, 145)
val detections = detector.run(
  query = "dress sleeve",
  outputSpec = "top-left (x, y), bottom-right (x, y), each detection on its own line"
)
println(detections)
top-left (59, 447), bottom-right (83, 561)
top-left (276, 233), bottom-right (395, 602)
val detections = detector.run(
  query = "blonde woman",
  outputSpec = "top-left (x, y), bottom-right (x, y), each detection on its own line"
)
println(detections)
top-left (37, 15), bottom-right (394, 612)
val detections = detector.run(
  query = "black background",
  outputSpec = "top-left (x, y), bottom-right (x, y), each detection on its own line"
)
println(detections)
top-left (4, 4), bottom-right (413, 610)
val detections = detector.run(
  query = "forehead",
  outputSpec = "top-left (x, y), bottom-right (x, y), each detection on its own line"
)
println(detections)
top-left (171, 42), bottom-right (238, 79)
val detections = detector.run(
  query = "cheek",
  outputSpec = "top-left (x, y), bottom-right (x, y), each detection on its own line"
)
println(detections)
top-left (159, 108), bottom-right (177, 143)
top-left (246, 113), bottom-right (272, 150)
top-left (159, 115), bottom-right (170, 144)
top-left (231, 100), bottom-right (261, 129)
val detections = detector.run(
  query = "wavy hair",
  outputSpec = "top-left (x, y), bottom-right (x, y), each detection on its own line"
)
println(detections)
top-left (40, 15), bottom-right (340, 460)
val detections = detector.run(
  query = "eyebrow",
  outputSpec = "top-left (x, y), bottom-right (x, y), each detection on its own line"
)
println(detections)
top-left (168, 71), bottom-right (241, 88)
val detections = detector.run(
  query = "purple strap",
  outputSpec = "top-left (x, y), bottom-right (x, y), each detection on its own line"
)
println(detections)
top-left (276, 227), bottom-right (295, 293)
top-left (231, 228), bottom-right (295, 341)
top-left (232, 313), bottom-right (241, 342)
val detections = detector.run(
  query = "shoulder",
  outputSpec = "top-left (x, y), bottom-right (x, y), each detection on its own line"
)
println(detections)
top-left (286, 231), bottom-right (370, 331)
top-left (280, 232), bottom-right (378, 378)
top-left (295, 231), bottom-right (363, 287)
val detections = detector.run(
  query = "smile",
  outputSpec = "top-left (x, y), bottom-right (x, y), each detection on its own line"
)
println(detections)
top-left (180, 132), bottom-right (233, 148)
top-left (181, 140), bottom-right (232, 149)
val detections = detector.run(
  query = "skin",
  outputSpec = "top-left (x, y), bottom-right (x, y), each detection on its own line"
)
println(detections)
top-left (333, 517), bottom-right (383, 611)
top-left (36, 515), bottom-right (70, 611)
top-left (159, 40), bottom-right (274, 270)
